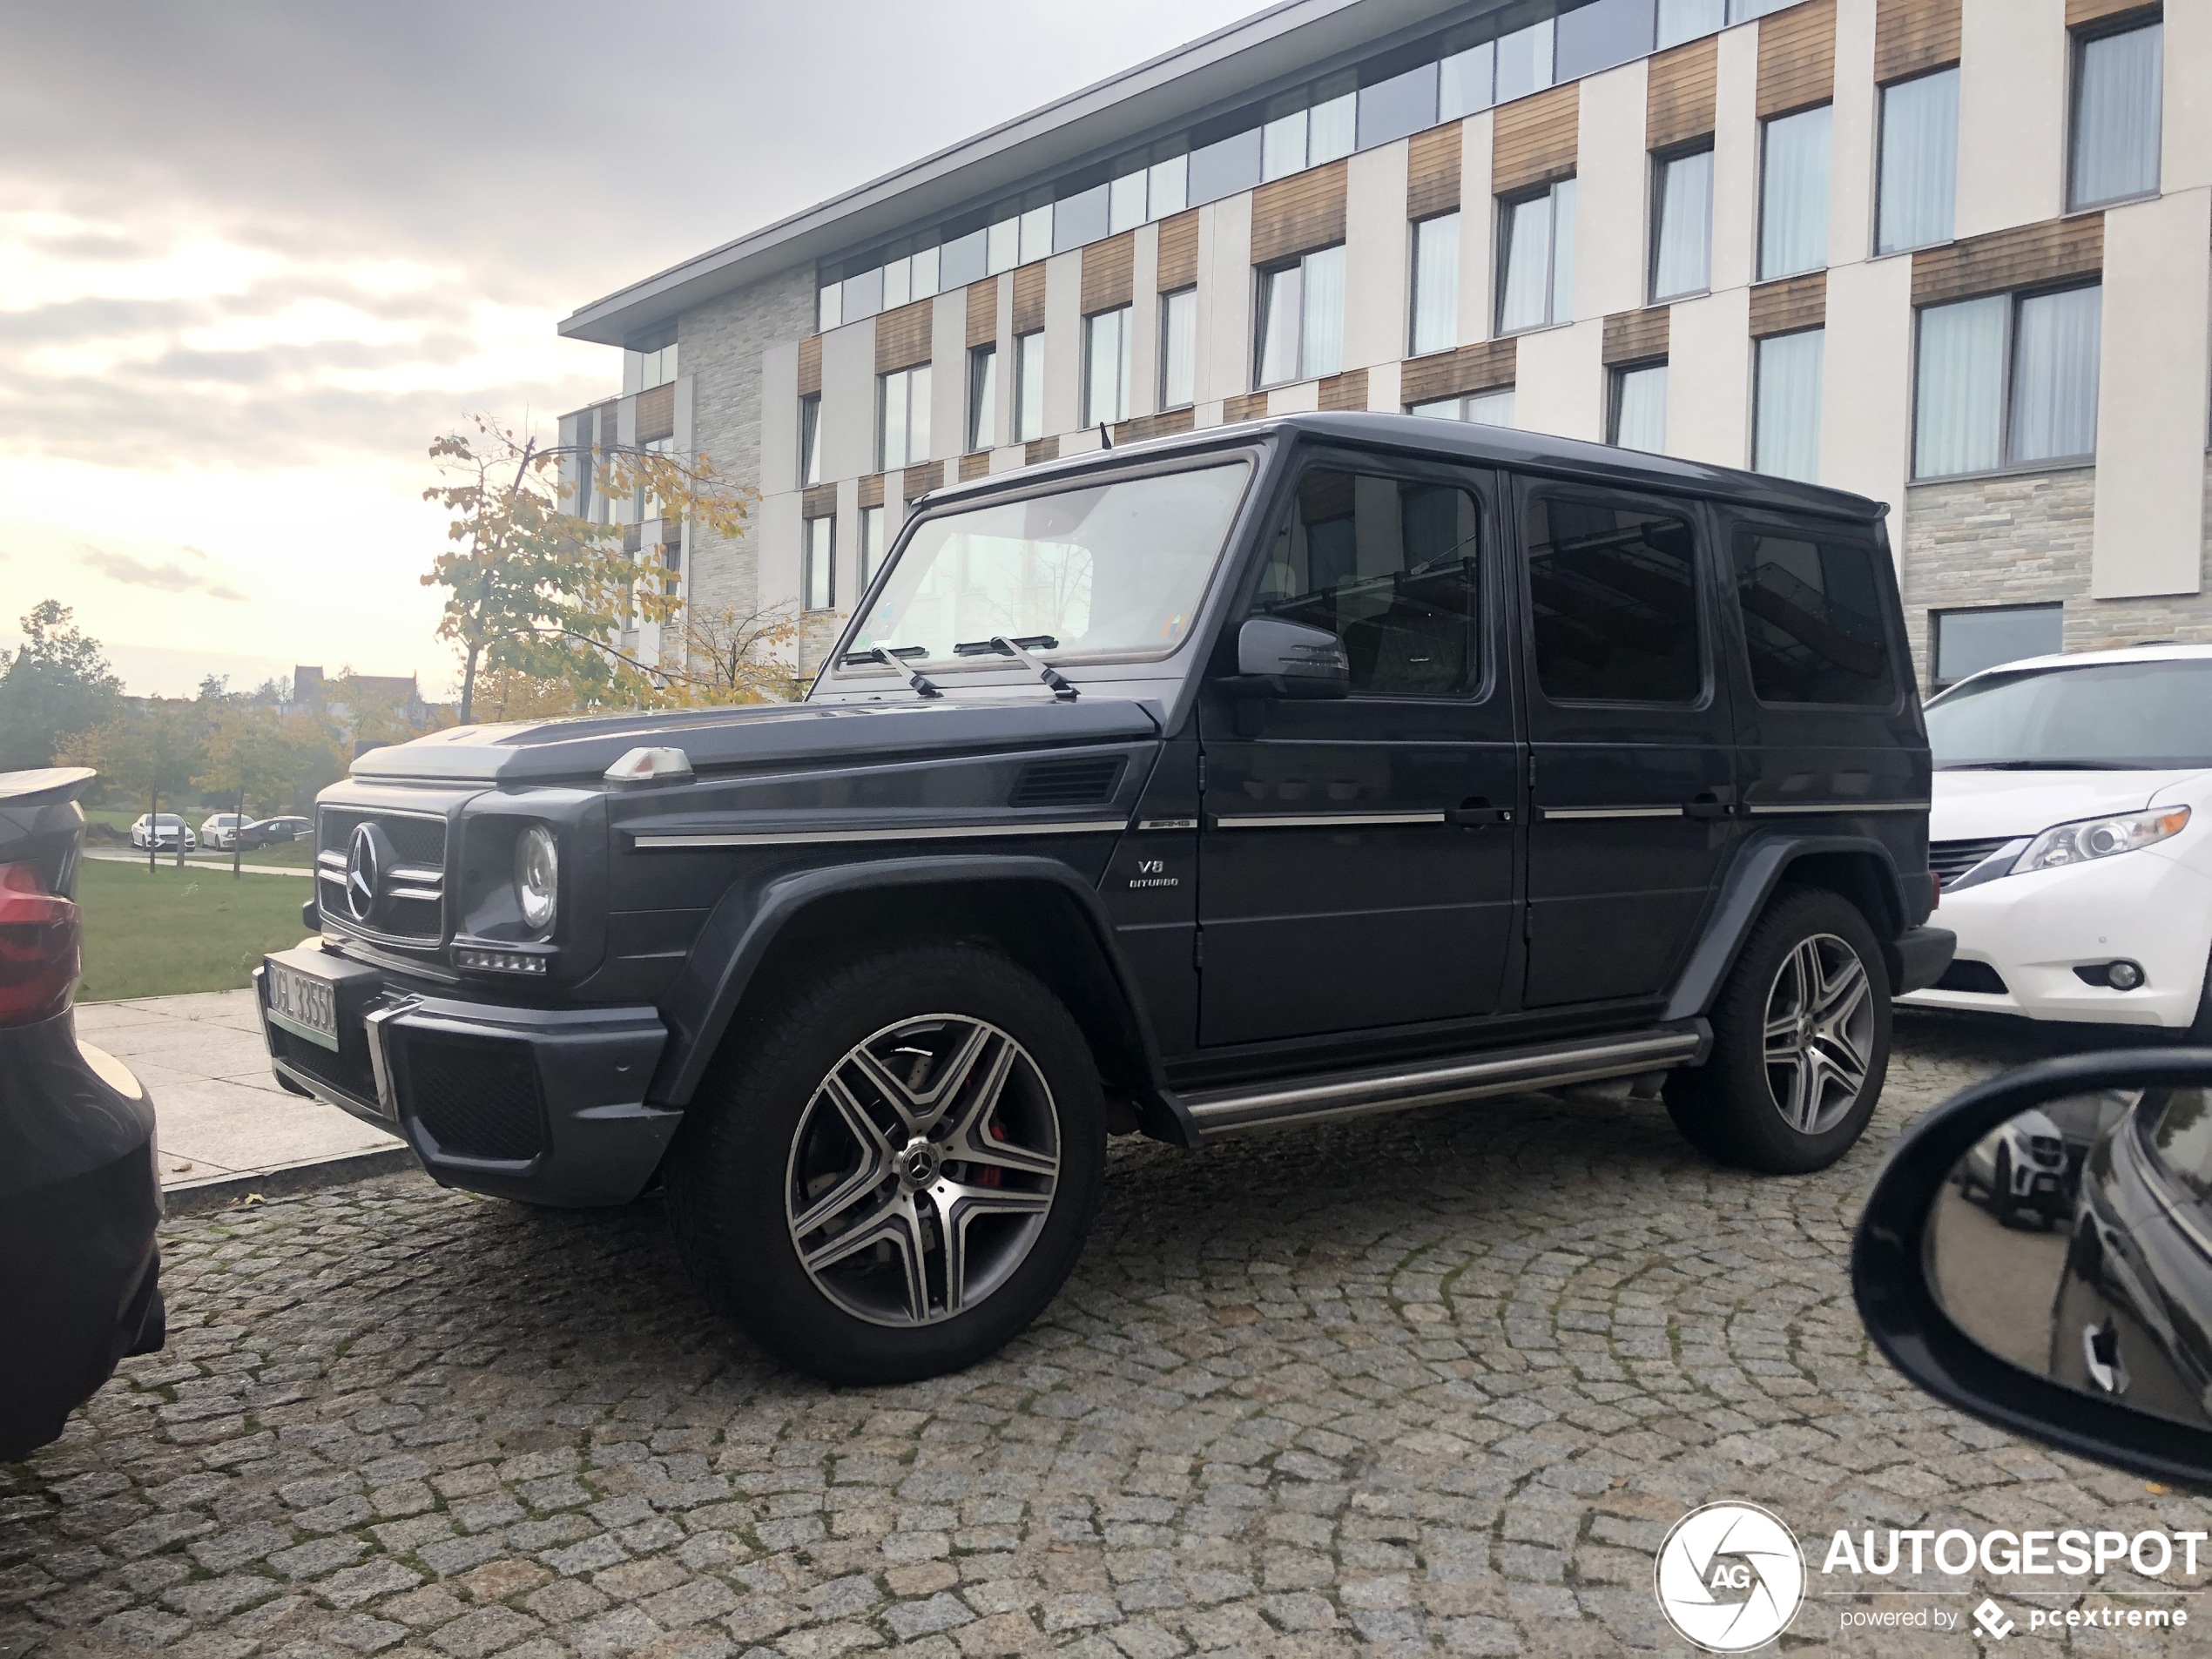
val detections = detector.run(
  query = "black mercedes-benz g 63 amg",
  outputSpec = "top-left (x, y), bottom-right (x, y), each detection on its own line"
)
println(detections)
top-left (259, 411), bottom-right (1952, 1382)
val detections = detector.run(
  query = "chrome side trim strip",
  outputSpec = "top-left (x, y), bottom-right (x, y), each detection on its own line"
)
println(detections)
top-left (631, 817), bottom-right (1130, 849)
top-left (1183, 1028), bottom-right (1704, 1139)
top-left (1744, 801), bottom-right (1932, 816)
top-left (1212, 811), bottom-right (1448, 829)
top-left (1540, 806), bottom-right (1685, 822)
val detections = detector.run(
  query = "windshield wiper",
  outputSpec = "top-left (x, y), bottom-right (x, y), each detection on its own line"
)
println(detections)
top-left (842, 644), bottom-right (942, 699)
top-left (953, 635), bottom-right (1077, 701)
top-left (1938, 759), bottom-right (2155, 772)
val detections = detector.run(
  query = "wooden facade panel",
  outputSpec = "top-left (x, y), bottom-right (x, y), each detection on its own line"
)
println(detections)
top-left (1251, 158), bottom-right (1348, 266)
top-left (1602, 307), bottom-right (1673, 366)
top-left (1222, 390), bottom-right (1271, 423)
top-left (1758, 0), bottom-right (1838, 118)
top-left (1399, 338), bottom-right (1518, 405)
top-left (1082, 233), bottom-right (1136, 314)
top-left (797, 334), bottom-right (822, 396)
top-left (802, 482), bottom-right (839, 519)
top-left (1012, 263), bottom-right (1049, 335)
top-left (1875, 0), bottom-right (1962, 82)
top-left (1648, 37), bottom-right (1720, 149)
top-left (902, 462), bottom-right (940, 502)
top-left (1024, 435), bottom-right (1061, 467)
top-left (1156, 211), bottom-right (1199, 291)
top-left (1494, 84), bottom-right (1580, 195)
top-left (1406, 125), bottom-right (1462, 220)
top-left (858, 473), bottom-right (885, 509)
top-left (959, 451), bottom-right (992, 482)
top-left (1749, 272), bottom-right (1829, 336)
top-left (1112, 408), bottom-right (1196, 446)
top-left (1912, 214), bottom-right (2104, 305)
top-left (1317, 368), bottom-right (1369, 412)
top-left (634, 383), bottom-right (675, 443)
top-left (966, 280), bottom-right (997, 348)
top-left (874, 299), bottom-right (934, 373)
top-left (2067, 0), bottom-right (2158, 24)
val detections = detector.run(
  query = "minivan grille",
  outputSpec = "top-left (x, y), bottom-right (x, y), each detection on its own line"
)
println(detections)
top-left (1009, 756), bottom-right (1125, 808)
top-left (317, 808), bottom-right (448, 943)
top-left (1929, 837), bottom-right (2013, 888)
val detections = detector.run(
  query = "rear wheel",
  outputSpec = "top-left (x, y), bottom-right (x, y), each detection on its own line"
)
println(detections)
top-left (1665, 887), bottom-right (1891, 1174)
top-left (668, 943), bottom-right (1106, 1385)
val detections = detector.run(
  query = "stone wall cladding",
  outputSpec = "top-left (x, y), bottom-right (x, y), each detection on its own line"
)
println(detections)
top-left (1900, 467), bottom-right (2212, 681)
top-left (679, 266), bottom-right (816, 626)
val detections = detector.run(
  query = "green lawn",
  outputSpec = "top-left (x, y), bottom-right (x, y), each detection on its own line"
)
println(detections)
top-left (76, 860), bottom-right (314, 1002)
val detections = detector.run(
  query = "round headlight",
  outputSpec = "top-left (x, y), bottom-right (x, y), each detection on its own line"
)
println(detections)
top-left (514, 826), bottom-right (558, 934)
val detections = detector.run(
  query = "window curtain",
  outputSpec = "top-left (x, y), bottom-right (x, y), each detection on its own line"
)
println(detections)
top-left (1411, 214), bottom-right (1460, 355)
top-left (1756, 329), bottom-right (1824, 482)
top-left (1913, 296), bottom-right (2005, 478)
top-left (1878, 69), bottom-right (1958, 254)
top-left (1083, 314), bottom-right (1116, 427)
top-left (1760, 105), bottom-right (1831, 280)
top-left (1467, 388), bottom-right (1516, 428)
top-left (1017, 335), bottom-right (1044, 442)
top-left (2012, 285), bottom-right (2101, 463)
top-left (1549, 180), bottom-right (1577, 324)
top-left (907, 367), bottom-right (930, 464)
top-left (1258, 265), bottom-right (1303, 386)
top-left (1161, 290), bottom-right (1197, 408)
top-left (1615, 365), bottom-right (1669, 453)
top-left (968, 350), bottom-right (996, 452)
top-left (1657, 0), bottom-right (1725, 49)
top-left (880, 372), bottom-right (909, 471)
top-left (2072, 24), bottom-right (2162, 207)
top-left (1499, 194), bottom-right (1554, 333)
top-left (1652, 150), bottom-right (1713, 299)
top-left (1301, 245), bottom-right (1345, 380)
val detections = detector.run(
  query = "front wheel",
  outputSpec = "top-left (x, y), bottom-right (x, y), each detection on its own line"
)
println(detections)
top-left (1665, 887), bottom-right (1891, 1174)
top-left (668, 943), bottom-right (1107, 1385)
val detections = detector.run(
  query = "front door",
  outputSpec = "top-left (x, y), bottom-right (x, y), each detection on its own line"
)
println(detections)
top-left (1197, 459), bottom-right (1521, 1048)
top-left (1516, 482), bottom-right (1739, 1008)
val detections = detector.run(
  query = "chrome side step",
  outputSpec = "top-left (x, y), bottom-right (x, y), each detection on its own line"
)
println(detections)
top-left (1177, 1026), bottom-right (1707, 1141)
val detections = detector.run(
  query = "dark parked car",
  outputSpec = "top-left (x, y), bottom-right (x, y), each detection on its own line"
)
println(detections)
top-left (242, 816), bottom-right (311, 849)
top-left (259, 412), bottom-right (1950, 1381)
top-left (0, 767), bottom-right (164, 1459)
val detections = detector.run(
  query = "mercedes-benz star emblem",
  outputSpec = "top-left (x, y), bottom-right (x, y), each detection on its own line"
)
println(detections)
top-left (344, 822), bottom-right (391, 924)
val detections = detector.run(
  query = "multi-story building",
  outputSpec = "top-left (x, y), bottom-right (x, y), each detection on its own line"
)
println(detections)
top-left (558, 0), bottom-right (2209, 690)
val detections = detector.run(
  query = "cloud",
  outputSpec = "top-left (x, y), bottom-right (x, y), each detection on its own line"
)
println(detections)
top-left (78, 543), bottom-right (246, 601)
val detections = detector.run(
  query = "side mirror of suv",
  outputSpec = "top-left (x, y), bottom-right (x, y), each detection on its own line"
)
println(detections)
top-left (1216, 617), bottom-right (1350, 700)
top-left (1854, 1048), bottom-right (2212, 1486)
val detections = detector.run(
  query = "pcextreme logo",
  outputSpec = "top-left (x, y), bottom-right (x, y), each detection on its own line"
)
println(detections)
top-left (1654, 1502), bottom-right (1806, 1652)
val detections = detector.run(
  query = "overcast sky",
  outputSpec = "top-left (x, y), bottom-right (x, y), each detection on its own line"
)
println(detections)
top-left (0, 0), bottom-right (1265, 697)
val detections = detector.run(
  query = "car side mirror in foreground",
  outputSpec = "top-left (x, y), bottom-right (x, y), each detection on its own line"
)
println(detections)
top-left (1855, 1048), bottom-right (2212, 1485)
top-left (1216, 617), bottom-right (1350, 699)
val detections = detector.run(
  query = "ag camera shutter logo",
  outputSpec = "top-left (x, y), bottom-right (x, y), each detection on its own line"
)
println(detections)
top-left (1655, 1502), bottom-right (1805, 1652)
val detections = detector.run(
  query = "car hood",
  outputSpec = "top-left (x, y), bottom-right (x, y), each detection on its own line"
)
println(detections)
top-left (1930, 768), bottom-right (2209, 840)
top-left (346, 694), bottom-right (1165, 786)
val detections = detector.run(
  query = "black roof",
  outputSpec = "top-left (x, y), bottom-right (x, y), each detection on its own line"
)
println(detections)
top-left (923, 410), bottom-right (1888, 525)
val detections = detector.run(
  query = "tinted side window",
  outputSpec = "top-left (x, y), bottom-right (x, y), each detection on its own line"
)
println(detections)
top-left (1252, 469), bottom-right (1483, 697)
top-left (2146, 1089), bottom-right (2212, 1205)
top-left (1734, 531), bottom-right (1897, 705)
top-left (1526, 495), bottom-right (1702, 703)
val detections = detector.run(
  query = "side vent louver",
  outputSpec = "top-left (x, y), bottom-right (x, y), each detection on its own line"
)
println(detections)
top-left (1009, 756), bottom-right (1125, 808)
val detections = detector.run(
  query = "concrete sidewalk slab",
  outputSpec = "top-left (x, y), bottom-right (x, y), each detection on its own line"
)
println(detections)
top-left (75, 989), bottom-right (412, 1211)
top-left (83, 849), bottom-right (311, 877)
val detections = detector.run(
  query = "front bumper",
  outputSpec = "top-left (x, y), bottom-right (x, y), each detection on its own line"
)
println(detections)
top-left (1899, 849), bottom-right (2211, 1028)
top-left (254, 944), bottom-right (678, 1206)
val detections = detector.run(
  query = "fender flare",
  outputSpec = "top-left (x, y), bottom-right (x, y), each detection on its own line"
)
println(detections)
top-left (1662, 832), bottom-right (1912, 1024)
top-left (650, 853), bottom-right (1191, 1138)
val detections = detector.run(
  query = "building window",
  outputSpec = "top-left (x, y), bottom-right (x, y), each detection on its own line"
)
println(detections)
top-left (1610, 362), bottom-right (1669, 453)
top-left (1082, 306), bottom-right (1134, 427)
top-left (1931, 604), bottom-right (2063, 689)
top-left (1754, 328), bottom-right (1825, 483)
top-left (799, 394), bottom-right (823, 488)
top-left (1409, 213), bottom-right (1460, 357)
top-left (1494, 18), bottom-right (1555, 103)
top-left (966, 346), bottom-right (997, 453)
top-left (1913, 285), bottom-right (2102, 479)
top-left (803, 516), bottom-right (835, 613)
top-left (1650, 145), bottom-right (1714, 301)
top-left (877, 364), bottom-right (932, 472)
top-left (1657, 0), bottom-right (1726, 50)
top-left (1255, 244), bottom-right (1346, 388)
top-left (1734, 531), bottom-right (1897, 706)
top-left (1877, 68), bottom-right (1959, 255)
top-left (860, 505), bottom-right (887, 592)
top-left (632, 341), bottom-right (678, 392)
top-left (1015, 332), bottom-right (1045, 443)
top-left (1408, 388), bottom-right (1515, 427)
top-left (1497, 180), bottom-right (1576, 334)
top-left (2070, 19), bottom-right (2162, 210)
top-left (1159, 288), bottom-right (1197, 409)
top-left (1759, 105), bottom-right (1831, 280)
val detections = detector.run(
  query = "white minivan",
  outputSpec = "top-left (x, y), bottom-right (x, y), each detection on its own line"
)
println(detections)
top-left (1901, 644), bottom-right (2212, 1033)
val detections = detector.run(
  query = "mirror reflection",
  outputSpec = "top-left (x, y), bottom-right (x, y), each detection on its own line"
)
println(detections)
top-left (1931, 1086), bottom-right (2212, 1429)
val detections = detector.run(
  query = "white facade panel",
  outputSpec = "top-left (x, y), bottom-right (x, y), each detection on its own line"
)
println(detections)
top-left (1575, 60), bottom-right (1650, 323)
top-left (1829, 0), bottom-right (1878, 270)
top-left (1458, 111), bottom-right (1496, 344)
top-left (1131, 220), bottom-right (1162, 414)
top-left (2168, 2), bottom-right (2212, 196)
top-left (1343, 139), bottom-right (1410, 370)
top-left (819, 317), bottom-right (875, 482)
top-left (1514, 319), bottom-right (1605, 441)
top-left (757, 489), bottom-right (804, 637)
top-left (1667, 287), bottom-right (1752, 466)
top-left (1199, 194), bottom-right (1254, 401)
top-left (1367, 357), bottom-right (1403, 412)
top-left (1043, 251), bottom-right (1083, 436)
top-left (1710, 21), bottom-right (1761, 296)
top-left (1956, 0), bottom-right (2066, 239)
top-left (929, 291), bottom-right (965, 461)
top-left (760, 342), bottom-right (799, 491)
top-left (1819, 256), bottom-right (1912, 535)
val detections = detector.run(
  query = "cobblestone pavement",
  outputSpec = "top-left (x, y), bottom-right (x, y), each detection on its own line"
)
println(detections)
top-left (9, 1012), bottom-right (2212, 1659)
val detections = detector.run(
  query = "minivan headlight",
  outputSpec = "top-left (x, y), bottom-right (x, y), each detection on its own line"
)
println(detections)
top-left (2016, 806), bottom-right (2189, 874)
top-left (514, 826), bottom-right (558, 934)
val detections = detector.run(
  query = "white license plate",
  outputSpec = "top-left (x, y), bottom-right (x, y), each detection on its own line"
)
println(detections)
top-left (267, 959), bottom-right (340, 1050)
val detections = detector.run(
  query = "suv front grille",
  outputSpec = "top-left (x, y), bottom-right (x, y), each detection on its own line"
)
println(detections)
top-left (1929, 837), bottom-right (2013, 888)
top-left (317, 808), bottom-right (448, 942)
top-left (396, 1031), bottom-right (547, 1162)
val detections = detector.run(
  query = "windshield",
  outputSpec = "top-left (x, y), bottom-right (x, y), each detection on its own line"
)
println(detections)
top-left (843, 462), bottom-right (1251, 669)
top-left (1927, 658), bottom-right (2212, 770)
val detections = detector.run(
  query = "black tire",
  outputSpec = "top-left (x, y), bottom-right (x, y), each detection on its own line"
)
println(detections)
top-left (1664, 886), bottom-right (1892, 1174)
top-left (667, 942), bottom-right (1107, 1385)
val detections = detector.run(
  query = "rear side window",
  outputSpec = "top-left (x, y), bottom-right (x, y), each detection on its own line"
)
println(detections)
top-left (2145, 1089), bottom-right (2212, 1205)
top-left (1526, 494), bottom-right (1702, 703)
top-left (1733, 530), bottom-right (1896, 705)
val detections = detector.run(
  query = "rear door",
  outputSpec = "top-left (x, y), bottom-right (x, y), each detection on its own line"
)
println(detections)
top-left (1516, 480), bottom-right (1739, 1007)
